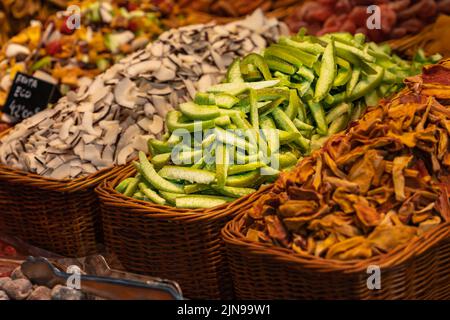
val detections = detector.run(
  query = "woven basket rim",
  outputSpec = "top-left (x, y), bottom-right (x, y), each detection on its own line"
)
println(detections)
top-left (96, 162), bottom-right (274, 222)
top-left (222, 210), bottom-right (450, 273)
top-left (0, 128), bottom-right (129, 192)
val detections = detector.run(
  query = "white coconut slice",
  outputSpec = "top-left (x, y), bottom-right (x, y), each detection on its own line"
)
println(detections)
top-left (77, 102), bottom-right (95, 113)
top-left (150, 42), bottom-right (164, 57)
top-left (116, 144), bottom-right (135, 165)
top-left (144, 103), bottom-right (156, 116)
top-left (201, 63), bottom-right (219, 74)
top-left (148, 86), bottom-right (172, 95)
top-left (47, 156), bottom-right (64, 169)
top-left (148, 115), bottom-right (164, 135)
top-left (114, 77), bottom-right (138, 109)
top-left (82, 144), bottom-right (101, 163)
top-left (153, 66), bottom-right (176, 82)
top-left (182, 79), bottom-right (197, 99)
top-left (81, 111), bottom-right (102, 136)
top-left (88, 78), bottom-right (110, 104)
top-left (100, 123), bottom-right (121, 145)
top-left (59, 118), bottom-right (74, 140)
top-left (73, 140), bottom-right (85, 158)
top-left (33, 70), bottom-right (57, 85)
top-left (102, 145), bottom-right (114, 163)
top-left (133, 135), bottom-right (152, 153)
top-left (93, 104), bottom-right (112, 123)
top-left (6, 44), bottom-right (30, 58)
top-left (116, 124), bottom-right (141, 152)
top-left (70, 166), bottom-right (82, 178)
top-left (197, 74), bottom-right (212, 93)
top-left (81, 163), bottom-right (97, 174)
top-left (128, 60), bottom-right (161, 77)
top-left (50, 163), bottom-right (71, 180)
top-left (82, 134), bottom-right (97, 144)
top-left (103, 64), bottom-right (124, 82)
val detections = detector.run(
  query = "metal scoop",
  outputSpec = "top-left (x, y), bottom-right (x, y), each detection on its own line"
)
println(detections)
top-left (21, 256), bottom-right (183, 300)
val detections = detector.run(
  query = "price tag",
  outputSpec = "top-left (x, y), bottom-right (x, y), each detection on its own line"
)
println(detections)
top-left (3, 72), bottom-right (61, 123)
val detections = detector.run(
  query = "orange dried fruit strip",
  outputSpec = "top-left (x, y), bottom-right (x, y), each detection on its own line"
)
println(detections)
top-left (245, 58), bottom-right (450, 261)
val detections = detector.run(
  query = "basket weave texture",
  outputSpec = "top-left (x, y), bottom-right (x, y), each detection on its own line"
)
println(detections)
top-left (0, 130), bottom-right (127, 257)
top-left (96, 164), bottom-right (271, 299)
top-left (222, 206), bottom-right (450, 299)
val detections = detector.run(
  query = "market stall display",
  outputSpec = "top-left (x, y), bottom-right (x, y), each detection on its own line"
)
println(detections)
top-left (0, 0), bottom-right (448, 302)
top-left (0, 0), bottom-right (166, 111)
top-left (222, 59), bottom-right (450, 299)
top-left (285, 0), bottom-right (450, 42)
top-left (97, 30), bottom-right (439, 299)
top-left (0, 10), bottom-right (287, 179)
top-left (114, 31), bottom-right (440, 208)
top-left (390, 15), bottom-right (450, 59)
top-left (0, 11), bottom-right (286, 258)
top-left (0, 0), bottom-right (68, 47)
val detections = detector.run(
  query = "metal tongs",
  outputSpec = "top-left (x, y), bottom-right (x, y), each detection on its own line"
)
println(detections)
top-left (21, 256), bottom-right (184, 300)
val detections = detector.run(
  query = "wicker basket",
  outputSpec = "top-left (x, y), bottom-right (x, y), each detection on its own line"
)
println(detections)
top-left (0, 131), bottom-right (128, 257)
top-left (96, 164), bottom-right (272, 299)
top-left (222, 206), bottom-right (450, 299)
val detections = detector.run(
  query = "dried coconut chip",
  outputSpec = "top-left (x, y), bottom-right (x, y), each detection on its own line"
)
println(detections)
top-left (0, 10), bottom-right (288, 179)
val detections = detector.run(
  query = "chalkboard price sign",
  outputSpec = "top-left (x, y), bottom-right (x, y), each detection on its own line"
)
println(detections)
top-left (3, 72), bottom-right (61, 123)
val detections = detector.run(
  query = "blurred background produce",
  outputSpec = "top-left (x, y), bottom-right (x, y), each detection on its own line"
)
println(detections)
top-left (389, 15), bottom-right (450, 59)
top-left (164, 0), bottom-right (306, 27)
top-left (0, 0), bottom-right (166, 110)
top-left (285, 0), bottom-right (450, 42)
top-left (0, 0), bottom-right (69, 46)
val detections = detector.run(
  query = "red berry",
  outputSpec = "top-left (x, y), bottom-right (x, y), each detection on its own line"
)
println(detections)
top-left (60, 16), bottom-right (75, 35)
top-left (128, 20), bottom-right (139, 33)
top-left (3, 246), bottom-right (17, 257)
top-left (46, 40), bottom-right (62, 55)
top-left (127, 2), bottom-right (138, 11)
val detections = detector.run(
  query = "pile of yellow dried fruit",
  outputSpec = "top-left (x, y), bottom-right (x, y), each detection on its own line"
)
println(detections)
top-left (245, 59), bottom-right (450, 260)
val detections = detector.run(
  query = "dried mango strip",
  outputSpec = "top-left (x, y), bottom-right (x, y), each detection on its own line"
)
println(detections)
top-left (245, 59), bottom-right (450, 260)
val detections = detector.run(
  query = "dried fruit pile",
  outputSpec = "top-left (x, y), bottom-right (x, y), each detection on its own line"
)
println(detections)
top-left (115, 32), bottom-right (439, 208)
top-left (0, 0), bottom-right (166, 109)
top-left (0, 0), bottom-right (67, 47)
top-left (0, 12), bottom-right (286, 179)
top-left (244, 59), bottom-right (450, 260)
top-left (285, 0), bottom-right (450, 42)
